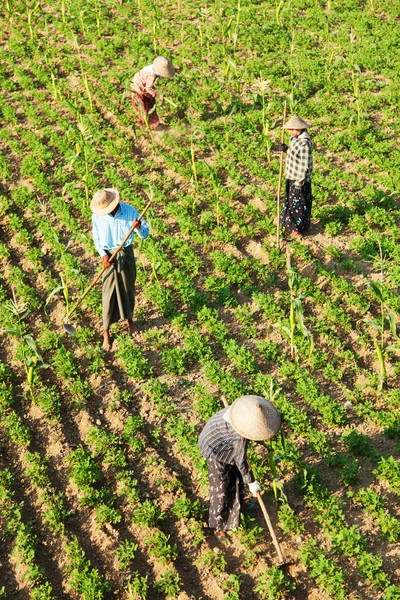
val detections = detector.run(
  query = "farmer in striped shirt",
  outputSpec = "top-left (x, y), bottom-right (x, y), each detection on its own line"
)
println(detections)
top-left (279, 115), bottom-right (314, 239)
top-left (131, 56), bottom-right (175, 129)
top-left (198, 395), bottom-right (281, 540)
top-left (91, 188), bottom-right (149, 351)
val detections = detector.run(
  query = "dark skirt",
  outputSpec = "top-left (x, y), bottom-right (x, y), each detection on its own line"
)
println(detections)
top-left (282, 179), bottom-right (312, 234)
top-left (102, 245), bottom-right (136, 330)
top-left (207, 457), bottom-right (244, 531)
top-left (132, 93), bottom-right (160, 129)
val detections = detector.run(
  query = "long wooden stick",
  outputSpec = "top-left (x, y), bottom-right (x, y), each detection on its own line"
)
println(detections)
top-left (162, 95), bottom-right (178, 108)
top-left (256, 491), bottom-right (286, 564)
top-left (220, 398), bottom-right (286, 565)
top-left (64, 198), bottom-right (152, 325)
top-left (276, 100), bottom-right (287, 249)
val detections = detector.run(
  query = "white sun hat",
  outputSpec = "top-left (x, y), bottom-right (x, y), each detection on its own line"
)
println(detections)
top-left (230, 395), bottom-right (281, 441)
top-left (90, 188), bottom-right (120, 216)
top-left (153, 56), bottom-right (175, 78)
top-left (283, 115), bottom-right (311, 129)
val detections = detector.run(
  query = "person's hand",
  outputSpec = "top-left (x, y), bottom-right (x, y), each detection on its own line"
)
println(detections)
top-left (157, 92), bottom-right (164, 101)
top-left (248, 481), bottom-right (261, 497)
top-left (132, 218), bottom-right (142, 230)
top-left (277, 143), bottom-right (288, 152)
top-left (102, 255), bottom-right (111, 269)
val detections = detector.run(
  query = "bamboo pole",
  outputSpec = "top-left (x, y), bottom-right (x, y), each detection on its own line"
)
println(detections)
top-left (276, 101), bottom-right (287, 249)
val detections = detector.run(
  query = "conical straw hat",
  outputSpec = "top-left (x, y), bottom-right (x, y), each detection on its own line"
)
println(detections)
top-left (230, 395), bottom-right (281, 441)
top-left (90, 188), bottom-right (120, 216)
top-left (283, 115), bottom-right (311, 130)
top-left (153, 56), bottom-right (175, 78)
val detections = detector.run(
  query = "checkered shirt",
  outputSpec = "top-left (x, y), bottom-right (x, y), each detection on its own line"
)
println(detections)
top-left (285, 131), bottom-right (314, 187)
top-left (92, 202), bottom-right (149, 257)
top-left (198, 408), bottom-right (253, 483)
top-left (131, 64), bottom-right (157, 98)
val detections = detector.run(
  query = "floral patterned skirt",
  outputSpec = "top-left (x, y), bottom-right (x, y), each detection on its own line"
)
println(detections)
top-left (207, 457), bottom-right (244, 531)
top-left (282, 179), bottom-right (312, 234)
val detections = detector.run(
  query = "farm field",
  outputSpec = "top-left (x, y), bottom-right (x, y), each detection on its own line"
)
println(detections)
top-left (0, 0), bottom-right (400, 598)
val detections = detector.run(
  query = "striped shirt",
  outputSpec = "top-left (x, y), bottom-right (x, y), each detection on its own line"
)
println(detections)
top-left (198, 408), bottom-right (253, 484)
top-left (131, 64), bottom-right (158, 98)
top-left (285, 131), bottom-right (314, 187)
top-left (92, 202), bottom-right (149, 257)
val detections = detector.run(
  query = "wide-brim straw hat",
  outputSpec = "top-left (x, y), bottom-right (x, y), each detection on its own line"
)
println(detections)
top-left (90, 188), bottom-right (120, 216)
top-left (153, 56), bottom-right (175, 78)
top-left (283, 115), bottom-right (311, 130)
top-left (230, 395), bottom-right (281, 441)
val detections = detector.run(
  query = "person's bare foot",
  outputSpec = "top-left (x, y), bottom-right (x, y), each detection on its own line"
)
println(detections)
top-left (125, 319), bottom-right (136, 335)
top-left (290, 231), bottom-right (302, 239)
top-left (102, 330), bottom-right (112, 351)
top-left (214, 530), bottom-right (228, 541)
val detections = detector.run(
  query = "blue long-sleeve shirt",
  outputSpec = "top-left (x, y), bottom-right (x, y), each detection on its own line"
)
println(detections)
top-left (198, 408), bottom-right (253, 483)
top-left (92, 202), bottom-right (149, 257)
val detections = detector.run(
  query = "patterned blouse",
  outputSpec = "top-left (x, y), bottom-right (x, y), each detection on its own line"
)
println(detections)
top-left (131, 64), bottom-right (158, 98)
top-left (198, 408), bottom-right (253, 483)
top-left (285, 131), bottom-right (314, 187)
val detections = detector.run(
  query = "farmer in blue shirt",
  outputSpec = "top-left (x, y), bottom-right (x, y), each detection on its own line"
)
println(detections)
top-left (91, 188), bottom-right (149, 350)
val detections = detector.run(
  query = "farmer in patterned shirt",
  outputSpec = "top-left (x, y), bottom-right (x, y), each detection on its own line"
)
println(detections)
top-left (279, 115), bottom-right (314, 238)
top-left (198, 395), bottom-right (281, 540)
top-left (130, 56), bottom-right (175, 129)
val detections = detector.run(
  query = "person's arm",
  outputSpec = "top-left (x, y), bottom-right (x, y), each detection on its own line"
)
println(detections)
top-left (232, 437), bottom-right (253, 484)
top-left (294, 142), bottom-right (311, 188)
top-left (144, 72), bottom-right (158, 98)
top-left (129, 207), bottom-right (149, 240)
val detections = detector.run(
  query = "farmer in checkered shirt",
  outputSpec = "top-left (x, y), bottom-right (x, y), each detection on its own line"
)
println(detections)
top-left (131, 56), bottom-right (175, 129)
top-left (278, 115), bottom-right (314, 239)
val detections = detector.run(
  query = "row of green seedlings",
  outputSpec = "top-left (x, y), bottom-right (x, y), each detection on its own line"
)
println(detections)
top-left (0, 265), bottom-right (95, 418)
top-left (289, 242), bottom-right (400, 391)
top-left (129, 224), bottom-right (399, 449)
top-left (66, 424), bottom-right (185, 598)
top-left (116, 224), bottom-right (397, 444)
top-left (186, 301), bottom-right (400, 545)
top-left (0, 364), bottom-right (111, 600)
top-left (0, 355), bottom-right (188, 599)
top-left (141, 216), bottom-right (396, 401)
top-left (195, 297), bottom-right (400, 496)
top-left (198, 355), bottom-right (400, 600)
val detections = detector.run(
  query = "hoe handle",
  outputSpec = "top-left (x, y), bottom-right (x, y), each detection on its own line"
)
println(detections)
top-left (65, 199), bottom-right (152, 323)
top-left (162, 95), bottom-right (178, 108)
top-left (256, 491), bottom-right (286, 565)
top-left (276, 100), bottom-right (287, 249)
